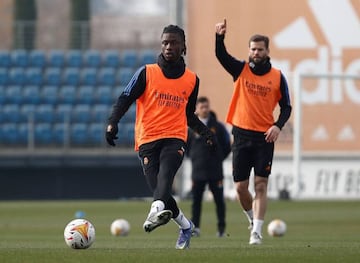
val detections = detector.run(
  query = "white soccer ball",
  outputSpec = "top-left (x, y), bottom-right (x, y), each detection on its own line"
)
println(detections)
top-left (110, 219), bottom-right (130, 236)
top-left (267, 219), bottom-right (287, 237)
top-left (64, 219), bottom-right (95, 249)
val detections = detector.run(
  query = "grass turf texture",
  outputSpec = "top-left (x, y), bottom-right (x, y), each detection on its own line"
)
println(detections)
top-left (0, 200), bottom-right (359, 263)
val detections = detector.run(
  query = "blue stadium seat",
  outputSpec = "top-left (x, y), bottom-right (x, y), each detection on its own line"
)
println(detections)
top-left (73, 104), bottom-right (91, 123)
top-left (20, 104), bottom-right (36, 122)
top-left (1, 123), bottom-right (18, 144)
top-left (18, 123), bottom-right (29, 145)
top-left (23, 85), bottom-right (41, 104)
top-left (0, 122), bottom-right (3, 142)
top-left (0, 86), bottom-right (5, 104)
top-left (25, 68), bottom-right (43, 85)
top-left (81, 68), bottom-right (97, 86)
top-left (71, 123), bottom-right (89, 145)
top-left (34, 123), bottom-right (53, 144)
top-left (0, 120), bottom-right (3, 141)
top-left (35, 104), bottom-right (54, 123)
top-left (41, 86), bottom-right (58, 105)
top-left (59, 85), bottom-right (76, 105)
top-left (98, 68), bottom-right (116, 86)
top-left (3, 104), bottom-right (21, 122)
top-left (125, 123), bottom-right (135, 145)
top-left (103, 50), bottom-right (120, 68)
top-left (96, 85), bottom-right (113, 105)
top-left (122, 104), bottom-right (136, 123)
top-left (139, 49), bottom-right (157, 65)
top-left (9, 68), bottom-right (25, 85)
top-left (77, 85), bottom-right (95, 104)
top-left (117, 67), bottom-right (134, 86)
top-left (121, 49), bottom-right (138, 68)
top-left (11, 50), bottom-right (29, 67)
top-left (62, 68), bottom-right (80, 86)
top-left (0, 69), bottom-right (8, 85)
top-left (66, 50), bottom-right (83, 68)
top-left (117, 122), bottom-right (134, 146)
top-left (89, 123), bottom-right (104, 144)
top-left (48, 50), bottom-right (65, 67)
top-left (53, 123), bottom-right (69, 145)
top-left (5, 85), bottom-right (22, 104)
top-left (92, 104), bottom-right (109, 122)
top-left (44, 68), bottom-right (62, 86)
top-left (84, 50), bottom-right (101, 68)
top-left (29, 50), bottom-right (46, 68)
top-left (0, 50), bottom-right (11, 67)
top-left (56, 104), bottom-right (72, 122)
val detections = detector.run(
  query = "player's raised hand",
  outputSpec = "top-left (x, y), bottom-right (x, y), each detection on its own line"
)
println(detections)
top-left (215, 18), bottom-right (227, 35)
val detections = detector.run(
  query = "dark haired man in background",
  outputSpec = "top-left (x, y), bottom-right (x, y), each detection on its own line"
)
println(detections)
top-left (187, 96), bottom-right (231, 237)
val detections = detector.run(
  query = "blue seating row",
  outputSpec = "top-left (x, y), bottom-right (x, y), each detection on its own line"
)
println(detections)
top-left (0, 122), bottom-right (134, 146)
top-left (0, 49), bottom-right (148, 147)
top-left (0, 49), bottom-right (157, 68)
top-left (0, 85), bottom-right (123, 105)
top-left (0, 67), bottom-right (134, 86)
top-left (0, 104), bottom-right (136, 124)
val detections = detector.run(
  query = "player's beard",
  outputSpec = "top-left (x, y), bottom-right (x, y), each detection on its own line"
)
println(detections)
top-left (249, 56), bottom-right (267, 66)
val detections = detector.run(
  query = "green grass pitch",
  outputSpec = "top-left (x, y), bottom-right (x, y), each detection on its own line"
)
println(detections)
top-left (0, 200), bottom-right (359, 263)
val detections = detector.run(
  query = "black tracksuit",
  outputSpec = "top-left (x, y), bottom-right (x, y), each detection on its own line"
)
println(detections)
top-left (187, 113), bottom-right (231, 232)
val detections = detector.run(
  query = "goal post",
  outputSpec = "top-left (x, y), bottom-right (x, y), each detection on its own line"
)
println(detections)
top-left (293, 73), bottom-right (360, 198)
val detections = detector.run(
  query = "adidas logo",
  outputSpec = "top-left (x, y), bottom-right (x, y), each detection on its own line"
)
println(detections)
top-left (272, 0), bottom-right (360, 105)
top-left (270, 0), bottom-right (359, 145)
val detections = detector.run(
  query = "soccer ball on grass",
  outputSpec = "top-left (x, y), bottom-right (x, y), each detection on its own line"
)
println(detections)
top-left (267, 219), bottom-right (287, 237)
top-left (64, 219), bottom-right (95, 249)
top-left (110, 218), bottom-right (130, 236)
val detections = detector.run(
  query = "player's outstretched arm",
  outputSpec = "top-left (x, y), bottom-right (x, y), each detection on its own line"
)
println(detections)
top-left (106, 67), bottom-right (146, 146)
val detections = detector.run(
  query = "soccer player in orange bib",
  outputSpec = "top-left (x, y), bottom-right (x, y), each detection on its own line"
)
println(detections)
top-left (215, 19), bottom-right (292, 245)
top-left (106, 25), bottom-right (215, 249)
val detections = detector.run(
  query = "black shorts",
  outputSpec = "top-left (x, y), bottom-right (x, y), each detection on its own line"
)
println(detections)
top-left (232, 138), bottom-right (274, 182)
top-left (138, 138), bottom-right (185, 200)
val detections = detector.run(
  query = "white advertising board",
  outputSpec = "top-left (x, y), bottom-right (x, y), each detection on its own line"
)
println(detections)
top-left (181, 156), bottom-right (360, 200)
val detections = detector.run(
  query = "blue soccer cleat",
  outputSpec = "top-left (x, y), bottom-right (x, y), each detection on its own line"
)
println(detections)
top-left (175, 220), bottom-right (195, 249)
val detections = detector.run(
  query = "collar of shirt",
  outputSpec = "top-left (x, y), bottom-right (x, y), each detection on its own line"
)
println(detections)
top-left (198, 117), bottom-right (209, 126)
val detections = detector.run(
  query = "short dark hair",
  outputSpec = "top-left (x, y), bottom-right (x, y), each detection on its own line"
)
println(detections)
top-left (197, 96), bottom-right (209, 104)
top-left (162, 25), bottom-right (186, 42)
top-left (249, 34), bottom-right (270, 49)
top-left (162, 25), bottom-right (187, 55)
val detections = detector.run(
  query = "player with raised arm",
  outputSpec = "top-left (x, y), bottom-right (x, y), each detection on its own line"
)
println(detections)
top-left (106, 25), bottom-right (215, 249)
top-left (215, 19), bottom-right (292, 245)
